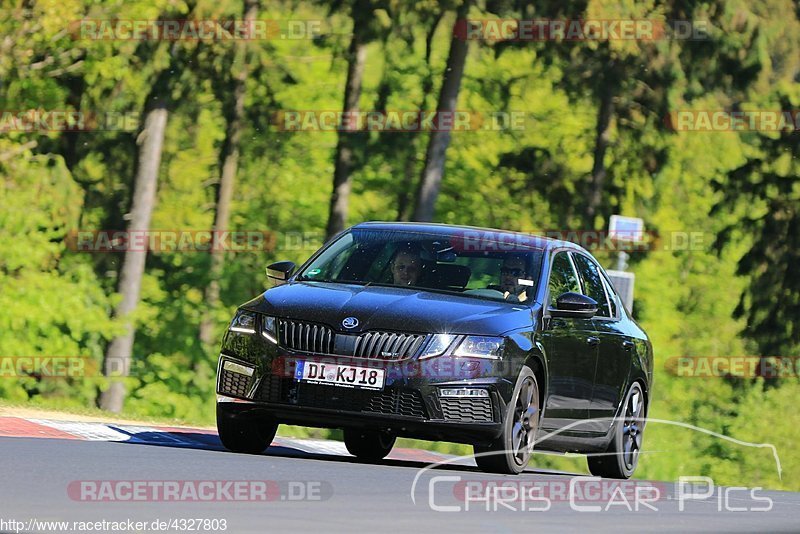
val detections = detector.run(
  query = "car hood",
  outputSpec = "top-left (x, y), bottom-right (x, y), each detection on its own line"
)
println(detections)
top-left (242, 281), bottom-right (534, 336)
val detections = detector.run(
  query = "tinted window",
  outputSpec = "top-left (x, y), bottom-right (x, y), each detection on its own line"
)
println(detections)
top-left (572, 253), bottom-right (610, 317)
top-left (548, 251), bottom-right (581, 307)
top-left (601, 273), bottom-right (618, 317)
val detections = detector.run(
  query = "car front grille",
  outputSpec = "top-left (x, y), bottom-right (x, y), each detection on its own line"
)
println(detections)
top-left (254, 379), bottom-right (427, 419)
top-left (352, 331), bottom-right (426, 360)
top-left (278, 319), bottom-right (335, 354)
top-left (277, 319), bottom-right (426, 360)
top-left (218, 368), bottom-right (252, 398)
top-left (440, 397), bottom-right (495, 423)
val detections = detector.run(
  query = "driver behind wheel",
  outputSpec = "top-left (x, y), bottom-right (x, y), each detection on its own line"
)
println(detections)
top-left (390, 244), bottom-right (424, 287)
top-left (487, 254), bottom-right (531, 302)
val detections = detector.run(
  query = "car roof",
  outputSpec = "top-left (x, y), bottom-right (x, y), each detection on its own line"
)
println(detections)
top-left (351, 221), bottom-right (588, 253)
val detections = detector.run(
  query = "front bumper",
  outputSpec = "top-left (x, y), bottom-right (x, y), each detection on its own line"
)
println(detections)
top-left (216, 330), bottom-right (516, 444)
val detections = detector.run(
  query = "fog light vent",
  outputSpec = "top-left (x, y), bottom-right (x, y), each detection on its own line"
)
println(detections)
top-left (218, 360), bottom-right (254, 398)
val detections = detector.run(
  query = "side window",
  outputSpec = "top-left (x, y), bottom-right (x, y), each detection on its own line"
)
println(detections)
top-left (572, 253), bottom-right (611, 317)
top-left (548, 251), bottom-right (581, 307)
top-left (600, 272), bottom-right (619, 318)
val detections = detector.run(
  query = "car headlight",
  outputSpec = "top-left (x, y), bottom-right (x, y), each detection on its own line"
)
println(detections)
top-left (261, 315), bottom-right (277, 344)
top-left (453, 336), bottom-right (504, 359)
top-left (418, 334), bottom-right (457, 360)
top-left (229, 310), bottom-right (256, 334)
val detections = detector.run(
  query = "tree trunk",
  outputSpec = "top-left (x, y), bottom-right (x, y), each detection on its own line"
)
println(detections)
top-left (396, 145), bottom-right (417, 221)
top-left (324, 29), bottom-right (368, 241)
top-left (199, 0), bottom-right (258, 346)
top-left (585, 82), bottom-right (614, 227)
top-left (98, 75), bottom-right (170, 413)
top-left (412, 0), bottom-right (471, 223)
top-left (396, 12), bottom-right (442, 221)
top-left (60, 75), bottom-right (85, 172)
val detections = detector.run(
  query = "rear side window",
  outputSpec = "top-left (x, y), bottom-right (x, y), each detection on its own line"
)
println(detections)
top-left (547, 251), bottom-right (581, 307)
top-left (601, 273), bottom-right (619, 318)
top-left (572, 253), bottom-right (611, 317)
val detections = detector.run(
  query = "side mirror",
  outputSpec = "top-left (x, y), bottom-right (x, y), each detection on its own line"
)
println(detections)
top-left (266, 260), bottom-right (296, 286)
top-left (550, 292), bottom-right (598, 319)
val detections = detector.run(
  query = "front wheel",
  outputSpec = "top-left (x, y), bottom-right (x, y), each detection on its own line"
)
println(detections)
top-left (343, 428), bottom-right (396, 461)
top-left (473, 365), bottom-right (540, 474)
top-left (216, 404), bottom-right (278, 454)
top-left (587, 381), bottom-right (645, 479)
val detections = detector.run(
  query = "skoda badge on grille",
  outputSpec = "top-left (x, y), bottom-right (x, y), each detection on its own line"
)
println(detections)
top-left (342, 316), bottom-right (359, 329)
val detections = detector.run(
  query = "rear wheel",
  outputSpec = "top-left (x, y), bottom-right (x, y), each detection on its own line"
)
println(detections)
top-left (587, 382), bottom-right (645, 479)
top-left (343, 428), bottom-right (396, 461)
top-left (216, 404), bottom-right (278, 454)
top-left (474, 365), bottom-right (540, 475)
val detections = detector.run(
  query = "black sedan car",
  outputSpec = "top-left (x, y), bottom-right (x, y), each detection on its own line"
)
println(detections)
top-left (216, 222), bottom-right (653, 477)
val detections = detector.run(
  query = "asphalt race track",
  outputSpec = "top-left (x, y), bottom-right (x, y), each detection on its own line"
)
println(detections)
top-left (0, 418), bottom-right (797, 533)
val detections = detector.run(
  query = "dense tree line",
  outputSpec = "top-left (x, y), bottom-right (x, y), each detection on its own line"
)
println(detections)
top-left (1, 0), bottom-right (798, 488)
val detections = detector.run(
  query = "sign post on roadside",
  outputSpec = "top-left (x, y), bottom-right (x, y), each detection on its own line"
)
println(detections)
top-left (606, 215), bottom-right (644, 312)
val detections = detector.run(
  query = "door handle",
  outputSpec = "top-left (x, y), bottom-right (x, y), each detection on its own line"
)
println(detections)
top-left (622, 340), bottom-right (635, 351)
top-left (586, 336), bottom-right (600, 346)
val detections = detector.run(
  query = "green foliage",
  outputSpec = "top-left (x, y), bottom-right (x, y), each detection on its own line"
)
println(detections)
top-left (0, 141), bottom-right (119, 402)
top-left (1, 0), bottom-right (798, 492)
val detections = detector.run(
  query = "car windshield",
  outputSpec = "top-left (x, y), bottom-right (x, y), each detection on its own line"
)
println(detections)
top-left (297, 228), bottom-right (544, 303)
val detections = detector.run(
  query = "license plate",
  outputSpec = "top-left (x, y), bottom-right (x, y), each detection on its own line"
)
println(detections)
top-left (294, 361), bottom-right (385, 390)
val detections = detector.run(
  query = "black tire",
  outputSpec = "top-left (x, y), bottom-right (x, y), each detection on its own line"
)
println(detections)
top-left (587, 382), bottom-right (645, 479)
top-left (473, 365), bottom-right (540, 475)
top-left (216, 403), bottom-right (278, 454)
top-left (343, 428), bottom-right (396, 461)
